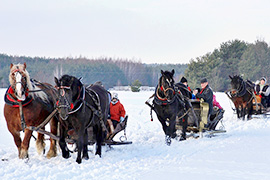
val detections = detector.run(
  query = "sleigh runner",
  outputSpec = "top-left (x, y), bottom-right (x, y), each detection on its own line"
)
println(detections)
top-left (27, 115), bottom-right (132, 146)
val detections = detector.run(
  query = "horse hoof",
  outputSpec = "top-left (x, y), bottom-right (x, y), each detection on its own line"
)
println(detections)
top-left (95, 152), bottom-right (101, 158)
top-left (62, 152), bottom-right (70, 159)
top-left (179, 136), bottom-right (186, 141)
top-left (46, 149), bottom-right (57, 159)
top-left (19, 149), bottom-right (29, 159)
top-left (76, 158), bottom-right (82, 164)
top-left (165, 135), bottom-right (172, 146)
top-left (165, 136), bottom-right (171, 146)
top-left (83, 152), bottom-right (89, 160)
top-left (36, 140), bottom-right (46, 155)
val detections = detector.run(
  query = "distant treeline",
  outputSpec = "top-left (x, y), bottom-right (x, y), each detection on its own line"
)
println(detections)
top-left (1, 39), bottom-right (268, 91)
top-left (185, 39), bottom-right (270, 91)
top-left (0, 55), bottom-right (187, 89)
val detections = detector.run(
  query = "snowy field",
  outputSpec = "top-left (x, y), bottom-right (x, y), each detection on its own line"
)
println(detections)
top-left (0, 88), bottom-right (270, 180)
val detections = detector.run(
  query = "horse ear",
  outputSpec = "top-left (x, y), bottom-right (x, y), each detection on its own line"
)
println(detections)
top-left (10, 63), bottom-right (13, 69)
top-left (54, 77), bottom-right (59, 86)
top-left (161, 70), bottom-right (164, 75)
top-left (229, 75), bottom-right (232, 79)
top-left (23, 62), bottom-right (27, 70)
top-left (171, 69), bottom-right (175, 75)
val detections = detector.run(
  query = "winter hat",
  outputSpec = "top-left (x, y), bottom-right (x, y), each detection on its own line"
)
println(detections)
top-left (260, 77), bottom-right (267, 83)
top-left (200, 78), bottom-right (208, 84)
top-left (111, 92), bottom-right (118, 100)
top-left (180, 77), bottom-right (188, 83)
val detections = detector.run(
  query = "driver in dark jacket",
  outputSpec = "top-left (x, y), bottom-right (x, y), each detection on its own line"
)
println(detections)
top-left (195, 78), bottom-right (214, 116)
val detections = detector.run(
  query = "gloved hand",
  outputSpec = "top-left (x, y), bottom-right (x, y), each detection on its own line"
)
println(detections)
top-left (120, 116), bottom-right (125, 122)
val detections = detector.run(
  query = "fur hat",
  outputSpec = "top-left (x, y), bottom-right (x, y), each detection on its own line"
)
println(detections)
top-left (180, 77), bottom-right (187, 83)
top-left (200, 78), bottom-right (208, 84)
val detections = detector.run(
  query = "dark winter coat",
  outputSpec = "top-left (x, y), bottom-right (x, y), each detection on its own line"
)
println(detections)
top-left (175, 82), bottom-right (192, 99)
top-left (255, 84), bottom-right (270, 97)
top-left (196, 84), bottom-right (214, 115)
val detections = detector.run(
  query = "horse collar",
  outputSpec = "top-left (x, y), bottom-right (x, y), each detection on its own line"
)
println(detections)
top-left (160, 86), bottom-right (164, 91)
top-left (4, 86), bottom-right (32, 107)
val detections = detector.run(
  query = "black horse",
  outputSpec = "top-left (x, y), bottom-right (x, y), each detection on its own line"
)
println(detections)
top-left (152, 70), bottom-right (188, 145)
top-left (228, 75), bottom-right (254, 120)
top-left (55, 75), bottom-right (109, 164)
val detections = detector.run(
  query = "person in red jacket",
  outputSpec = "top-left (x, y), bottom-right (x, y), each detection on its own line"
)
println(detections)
top-left (107, 92), bottom-right (126, 135)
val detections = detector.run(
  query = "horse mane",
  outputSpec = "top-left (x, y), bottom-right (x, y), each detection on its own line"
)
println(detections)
top-left (232, 75), bottom-right (243, 80)
top-left (160, 70), bottom-right (175, 84)
top-left (9, 63), bottom-right (48, 102)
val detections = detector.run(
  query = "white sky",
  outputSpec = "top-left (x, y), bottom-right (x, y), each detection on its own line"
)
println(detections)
top-left (0, 0), bottom-right (269, 64)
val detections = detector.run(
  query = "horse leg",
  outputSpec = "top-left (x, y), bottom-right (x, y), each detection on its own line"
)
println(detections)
top-left (20, 129), bottom-right (32, 159)
top-left (46, 118), bottom-right (57, 159)
top-left (82, 129), bottom-right (89, 160)
top-left (95, 125), bottom-right (103, 157)
top-left (157, 116), bottom-right (172, 145)
top-left (180, 115), bottom-right (188, 141)
top-left (243, 105), bottom-right (247, 121)
top-left (165, 135), bottom-right (171, 146)
top-left (36, 131), bottom-right (45, 155)
top-left (236, 108), bottom-right (240, 119)
top-left (59, 124), bottom-right (70, 159)
top-left (76, 134), bottom-right (83, 164)
top-left (247, 104), bottom-right (253, 120)
top-left (241, 107), bottom-right (244, 120)
top-left (157, 115), bottom-right (168, 136)
top-left (9, 129), bottom-right (22, 157)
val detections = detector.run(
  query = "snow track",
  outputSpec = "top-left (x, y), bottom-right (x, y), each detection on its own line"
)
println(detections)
top-left (0, 89), bottom-right (269, 179)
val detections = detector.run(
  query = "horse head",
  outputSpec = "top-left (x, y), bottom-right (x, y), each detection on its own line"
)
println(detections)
top-left (229, 75), bottom-right (245, 96)
top-left (55, 75), bottom-right (82, 120)
top-left (9, 62), bottom-right (31, 101)
top-left (157, 69), bottom-right (175, 101)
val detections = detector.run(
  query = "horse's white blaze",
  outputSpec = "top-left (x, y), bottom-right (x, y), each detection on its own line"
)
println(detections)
top-left (15, 72), bottom-right (25, 101)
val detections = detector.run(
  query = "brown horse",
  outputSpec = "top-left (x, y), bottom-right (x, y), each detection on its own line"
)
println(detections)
top-left (228, 75), bottom-right (255, 120)
top-left (4, 63), bottom-right (58, 159)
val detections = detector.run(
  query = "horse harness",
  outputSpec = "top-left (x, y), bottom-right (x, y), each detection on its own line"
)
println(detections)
top-left (56, 84), bottom-right (108, 132)
top-left (147, 84), bottom-right (190, 122)
top-left (226, 79), bottom-right (258, 111)
top-left (228, 79), bottom-right (254, 103)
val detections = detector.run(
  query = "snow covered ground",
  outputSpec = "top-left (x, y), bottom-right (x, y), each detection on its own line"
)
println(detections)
top-left (0, 89), bottom-right (270, 180)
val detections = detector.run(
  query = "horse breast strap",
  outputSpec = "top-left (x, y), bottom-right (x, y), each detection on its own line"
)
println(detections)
top-left (68, 86), bottom-right (86, 115)
top-left (4, 86), bottom-right (33, 107)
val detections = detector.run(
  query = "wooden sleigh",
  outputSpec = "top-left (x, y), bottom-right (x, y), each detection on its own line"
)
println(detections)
top-left (252, 95), bottom-right (270, 115)
top-left (186, 99), bottom-right (226, 138)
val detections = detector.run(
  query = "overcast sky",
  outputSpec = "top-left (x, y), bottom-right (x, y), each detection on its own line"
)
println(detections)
top-left (0, 0), bottom-right (269, 64)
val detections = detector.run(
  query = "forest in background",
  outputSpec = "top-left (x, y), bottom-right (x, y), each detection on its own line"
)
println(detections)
top-left (0, 55), bottom-right (186, 89)
top-left (1, 39), bottom-right (269, 91)
top-left (185, 39), bottom-right (270, 91)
